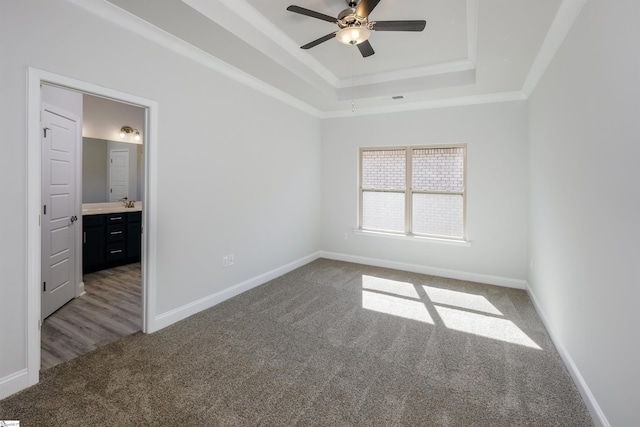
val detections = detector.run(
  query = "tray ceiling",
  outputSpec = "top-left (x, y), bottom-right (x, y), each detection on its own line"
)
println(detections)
top-left (106, 0), bottom-right (564, 113)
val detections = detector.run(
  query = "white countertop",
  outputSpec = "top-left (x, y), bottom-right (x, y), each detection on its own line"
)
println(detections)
top-left (82, 202), bottom-right (143, 215)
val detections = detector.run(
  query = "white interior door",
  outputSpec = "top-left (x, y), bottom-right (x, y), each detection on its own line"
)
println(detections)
top-left (109, 149), bottom-right (129, 202)
top-left (41, 109), bottom-right (78, 319)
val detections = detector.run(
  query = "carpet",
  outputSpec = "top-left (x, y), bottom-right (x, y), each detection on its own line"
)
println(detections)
top-left (0, 258), bottom-right (592, 426)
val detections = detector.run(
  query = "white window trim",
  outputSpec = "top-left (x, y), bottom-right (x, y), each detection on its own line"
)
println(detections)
top-left (358, 144), bottom-right (467, 241)
top-left (352, 229), bottom-right (472, 246)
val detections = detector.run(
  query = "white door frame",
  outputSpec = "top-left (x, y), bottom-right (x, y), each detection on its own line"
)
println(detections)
top-left (26, 68), bottom-right (159, 388)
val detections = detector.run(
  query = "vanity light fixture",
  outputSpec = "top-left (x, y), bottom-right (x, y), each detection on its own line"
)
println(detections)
top-left (119, 125), bottom-right (141, 142)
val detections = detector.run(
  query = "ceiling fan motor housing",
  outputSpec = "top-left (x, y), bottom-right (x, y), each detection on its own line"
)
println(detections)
top-left (337, 8), bottom-right (370, 29)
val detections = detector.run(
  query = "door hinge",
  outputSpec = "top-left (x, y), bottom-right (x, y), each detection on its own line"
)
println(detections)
top-left (110, 188), bottom-right (112, 193)
top-left (43, 204), bottom-right (47, 215)
top-left (43, 127), bottom-right (50, 137)
top-left (43, 281), bottom-right (47, 292)
top-left (38, 319), bottom-right (42, 331)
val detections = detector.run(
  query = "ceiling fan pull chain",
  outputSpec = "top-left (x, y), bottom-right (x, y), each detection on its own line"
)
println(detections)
top-left (351, 45), bottom-right (356, 113)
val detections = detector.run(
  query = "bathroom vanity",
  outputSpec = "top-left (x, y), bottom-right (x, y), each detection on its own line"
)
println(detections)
top-left (82, 202), bottom-right (142, 273)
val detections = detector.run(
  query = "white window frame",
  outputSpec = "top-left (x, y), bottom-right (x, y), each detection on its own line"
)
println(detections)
top-left (358, 144), bottom-right (467, 241)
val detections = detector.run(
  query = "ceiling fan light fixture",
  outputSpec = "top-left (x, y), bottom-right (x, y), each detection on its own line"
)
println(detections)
top-left (336, 26), bottom-right (370, 45)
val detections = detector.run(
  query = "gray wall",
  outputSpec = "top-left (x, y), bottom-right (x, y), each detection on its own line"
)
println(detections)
top-left (528, 1), bottom-right (640, 426)
top-left (82, 138), bottom-right (108, 203)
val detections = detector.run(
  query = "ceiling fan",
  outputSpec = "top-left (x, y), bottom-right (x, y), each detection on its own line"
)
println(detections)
top-left (286, 0), bottom-right (426, 58)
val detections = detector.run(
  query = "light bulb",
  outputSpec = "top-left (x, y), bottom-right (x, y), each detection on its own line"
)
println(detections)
top-left (134, 132), bottom-right (141, 141)
top-left (336, 26), bottom-right (370, 45)
top-left (120, 131), bottom-right (126, 138)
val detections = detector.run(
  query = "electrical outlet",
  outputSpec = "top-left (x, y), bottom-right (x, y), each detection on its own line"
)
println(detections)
top-left (343, 232), bottom-right (349, 241)
top-left (228, 254), bottom-right (234, 265)
top-left (222, 256), bottom-right (229, 267)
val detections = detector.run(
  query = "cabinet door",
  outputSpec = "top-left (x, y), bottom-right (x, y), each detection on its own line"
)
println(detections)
top-left (83, 216), bottom-right (106, 273)
top-left (127, 214), bottom-right (141, 261)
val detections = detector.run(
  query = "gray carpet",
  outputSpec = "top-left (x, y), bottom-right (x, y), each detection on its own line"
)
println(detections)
top-left (0, 259), bottom-right (592, 426)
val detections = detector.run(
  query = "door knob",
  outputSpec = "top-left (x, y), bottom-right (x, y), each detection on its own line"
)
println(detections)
top-left (70, 215), bottom-right (78, 223)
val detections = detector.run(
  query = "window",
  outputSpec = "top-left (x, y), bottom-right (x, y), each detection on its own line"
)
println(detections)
top-left (359, 145), bottom-right (466, 240)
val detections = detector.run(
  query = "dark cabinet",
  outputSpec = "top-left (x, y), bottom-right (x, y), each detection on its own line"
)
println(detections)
top-left (83, 211), bottom-right (141, 273)
top-left (106, 214), bottom-right (126, 263)
top-left (83, 215), bottom-right (106, 271)
top-left (127, 211), bottom-right (142, 261)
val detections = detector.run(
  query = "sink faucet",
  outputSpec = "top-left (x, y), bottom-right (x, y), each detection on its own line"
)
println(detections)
top-left (119, 197), bottom-right (135, 208)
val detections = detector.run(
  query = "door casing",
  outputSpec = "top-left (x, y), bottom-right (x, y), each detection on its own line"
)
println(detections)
top-left (27, 68), bottom-right (159, 389)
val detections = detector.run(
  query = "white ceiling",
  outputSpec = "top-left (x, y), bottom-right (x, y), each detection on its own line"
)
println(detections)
top-left (105, 0), bottom-right (568, 114)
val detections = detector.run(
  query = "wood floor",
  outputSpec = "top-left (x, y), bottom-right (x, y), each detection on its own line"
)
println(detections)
top-left (40, 263), bottom-right (141, 370)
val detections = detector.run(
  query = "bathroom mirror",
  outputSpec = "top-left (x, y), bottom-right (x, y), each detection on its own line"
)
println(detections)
top-left (82, 137), bottom-right (143, 203)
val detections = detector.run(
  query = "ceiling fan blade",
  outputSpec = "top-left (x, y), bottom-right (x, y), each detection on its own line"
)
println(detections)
top-left (300, 32), bottom-right (338, 49)
top-left (355, 0), bottom-right (380, 19)
top-left (371, 20), bottom-right (427, 32)
top-left (287, 5), bottom-right (337, 23)
top-left (357, 40), bottom-right (375, 57)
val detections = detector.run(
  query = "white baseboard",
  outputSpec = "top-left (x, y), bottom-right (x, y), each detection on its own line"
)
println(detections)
top-left (76, 280), bottom-right (85, 298)
top-left (152, 251), bottom-right (322, 332)
top-left (525, 282), bottom-right (610, 427)
top-left (0, 369), bottom-right (29, 401)
top-left (319, 251), bottom-right (527, 289)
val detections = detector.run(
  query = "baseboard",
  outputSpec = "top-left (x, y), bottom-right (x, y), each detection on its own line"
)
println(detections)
top-left (152, 251), bottom-right (322, 332)
top-left (525, 282), bottom-right (610, 427)
top-left (77, 280), bottom-right (85, 297)
top-left (0, 369), bottom-right (29, 401)
top-left (319, 251), bottom-right (527, 289)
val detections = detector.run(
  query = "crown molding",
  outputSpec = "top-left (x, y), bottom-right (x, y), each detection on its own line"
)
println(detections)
top-left (322, 91), bottom-right (528, 118)
top-left (66, 0), bottom-right (323, 117)
top-left (187, 0), bottom-right (479, 94)
top-left (340, 59), bottom-right (475, 89)
top-left (337, 68), bottom-right (476, 101)
top-left (183, 0), bottom-right (340, 89)
top-left (66, 1), bottom-right (563, 119)
top-left (522, 0), bottom-right (588, 96)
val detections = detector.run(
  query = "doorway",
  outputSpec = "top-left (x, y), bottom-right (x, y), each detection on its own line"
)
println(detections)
top-left (26, 68), bottom-right (158, 388)
top-left (40, 87), bottom-right (146, 369)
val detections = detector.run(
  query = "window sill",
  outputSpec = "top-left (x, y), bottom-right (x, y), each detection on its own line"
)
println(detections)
top-left (352, 229), bottom-right (472, 247)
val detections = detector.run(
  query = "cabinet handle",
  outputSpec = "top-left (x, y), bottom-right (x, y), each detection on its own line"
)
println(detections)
top-left (110, 231), bottom-right (123, 235)
top-left (110, 217), bottom-right (122, 221)
top-left (84, 231), bottom-right (86, 244)
top-left (110, 249), bottom-right (123, 254)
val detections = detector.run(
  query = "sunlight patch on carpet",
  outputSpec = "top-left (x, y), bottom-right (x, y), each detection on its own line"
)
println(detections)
top-left (435, 306), bottom-right (541, 349)
top-left (362, 275), bottom-right (420, 299)
top-left (362, 290), bottom-right (434, 324)
top-left (422, 286), bottom-right (503, 316)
